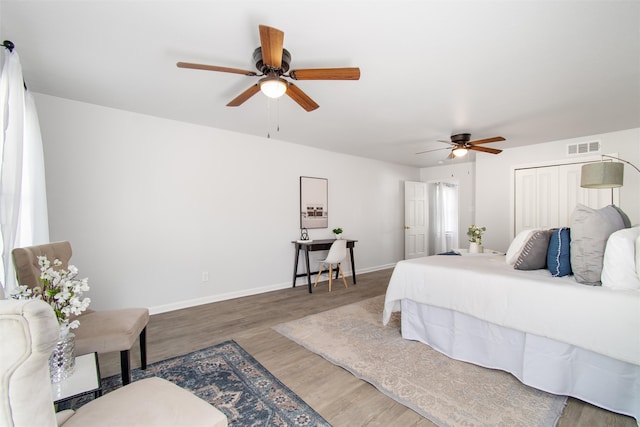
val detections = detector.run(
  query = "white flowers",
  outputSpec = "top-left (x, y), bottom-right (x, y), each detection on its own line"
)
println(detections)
top-left (467, 224), bottom-right (486, 245)
top-left (11, 256), bottom-right (91, 331)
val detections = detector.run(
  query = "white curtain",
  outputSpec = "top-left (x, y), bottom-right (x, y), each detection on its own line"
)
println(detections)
top-left (429, 182), bottom-right (459, 254)
top-left (0, 48), bottom-right (49, 293)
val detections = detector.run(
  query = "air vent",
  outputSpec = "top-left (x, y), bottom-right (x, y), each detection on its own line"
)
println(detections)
top-left (567, 141), bottom-right (600, 155)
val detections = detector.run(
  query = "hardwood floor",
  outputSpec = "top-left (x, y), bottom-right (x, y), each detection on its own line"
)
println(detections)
top-left (97, 269), bottom-right (635, 426)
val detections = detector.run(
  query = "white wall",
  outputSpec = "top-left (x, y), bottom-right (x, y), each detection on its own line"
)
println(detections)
top-left (34, 93), bottom-right (419, 313)
top-left (475, 128), bottom-right (640, 252)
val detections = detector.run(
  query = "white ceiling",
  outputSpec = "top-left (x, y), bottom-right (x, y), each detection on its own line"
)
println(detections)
top-left (2, 1), bottom-right (639, 168)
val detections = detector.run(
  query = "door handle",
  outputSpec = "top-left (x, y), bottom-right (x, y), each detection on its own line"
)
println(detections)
top-left (404, 226), bottom-right (410, 230)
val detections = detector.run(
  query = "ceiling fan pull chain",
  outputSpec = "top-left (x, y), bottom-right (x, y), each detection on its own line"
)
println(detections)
top-left (266, 98), bottom-right (271, 138)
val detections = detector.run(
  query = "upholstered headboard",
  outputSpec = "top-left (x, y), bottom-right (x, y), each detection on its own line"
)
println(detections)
top-left (11, 241), bottom-right (72, 288)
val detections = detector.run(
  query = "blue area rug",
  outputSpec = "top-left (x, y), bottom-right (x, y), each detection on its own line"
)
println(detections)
top-left (58, 340), bottom-right (330, 427)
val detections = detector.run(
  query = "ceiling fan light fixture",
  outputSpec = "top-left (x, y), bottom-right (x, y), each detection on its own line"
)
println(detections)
top-left (259, 75), bottom-right (288, 98)
top-left (452, 147), bottom-right (468, 157)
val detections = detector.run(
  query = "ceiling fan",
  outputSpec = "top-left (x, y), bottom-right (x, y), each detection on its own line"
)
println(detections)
top-left (176, 25), bottom-right (360, 112)
top-left (416, 133), bottom-right (506, 159)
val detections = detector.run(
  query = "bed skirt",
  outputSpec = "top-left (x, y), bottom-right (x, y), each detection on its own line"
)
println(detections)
top-left (400, 299), bottom-right (640, 422)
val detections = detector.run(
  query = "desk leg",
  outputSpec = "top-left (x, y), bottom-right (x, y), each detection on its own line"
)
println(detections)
top-left (349, 247), bottom-right (357, 284)
top-left (292, 244), bottom-right (301, 288)
top-left (305, 249), bottom-right (313, 293)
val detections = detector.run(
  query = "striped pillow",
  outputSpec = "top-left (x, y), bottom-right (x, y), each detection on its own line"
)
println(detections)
top-left (547, 228), bottom-right (572, 277)
top-left (514, 230), bottom-right (552, 270)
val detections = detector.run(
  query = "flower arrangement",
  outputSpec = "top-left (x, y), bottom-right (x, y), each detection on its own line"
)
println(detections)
top-left (467, 224), bottom-right (486, 245)
top-left (332, 227), bottom-right (343, 236)
top-left (11, 256), bottom-right (91, 332)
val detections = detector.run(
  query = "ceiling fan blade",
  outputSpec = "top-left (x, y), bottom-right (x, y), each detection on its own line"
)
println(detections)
top-left (416, 147), bottom-right (450, 155)
top-left (289, 67), bottom-right (361, 80)
top-left (226, 84), bottom-right (261, 107)
top-left (286, 83), bottom-right (319, 112)
top-left (447, 151), bottom-right (455, 160)
top-left (177, 62), bottom-right (257, 76)
top-left (470, 145), bottom-right (502, 154)
top-left (259, 25), bottom-right (284, 69)
top-left (469, 136), bottom-right (505, 145)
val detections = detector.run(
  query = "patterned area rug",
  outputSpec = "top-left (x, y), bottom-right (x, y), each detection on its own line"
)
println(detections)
top-left (58, 340), bottom-right (330, 427)
top-left (274, 295), bottom-right (567, 427)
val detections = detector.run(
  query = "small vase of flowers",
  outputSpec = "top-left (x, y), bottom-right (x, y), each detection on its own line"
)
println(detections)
top-left (332, 228), bottom-right (343, 239)
top-left (11, 256), bottom-right (91, 382)
top-left (467, 224), bottom-right (486, 253)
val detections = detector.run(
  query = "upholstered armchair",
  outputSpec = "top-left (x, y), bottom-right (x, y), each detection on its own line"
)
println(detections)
top-left (11, 241), bottom-right (148, 385)
top-left (0, 298), bottom-right (227, 427)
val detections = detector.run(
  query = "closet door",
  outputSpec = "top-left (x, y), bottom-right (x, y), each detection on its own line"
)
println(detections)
top-left (557, 163), bottom-right (616, 226)
top-left (514, 162), bottom-right (618, 236)
top-left (535, 167), bottom-right (559, 229)
top-left (514, 169), bottom-right (537, 231)
top-left (514, 167), bottom-right (559, 234)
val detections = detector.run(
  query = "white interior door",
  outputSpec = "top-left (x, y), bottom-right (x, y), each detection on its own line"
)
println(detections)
top-left (404, 181), bottom-right (428, 259)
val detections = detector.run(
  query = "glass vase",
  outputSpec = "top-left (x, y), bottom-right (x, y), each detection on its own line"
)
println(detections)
top-left (49, 330), bottom-right (76, 383)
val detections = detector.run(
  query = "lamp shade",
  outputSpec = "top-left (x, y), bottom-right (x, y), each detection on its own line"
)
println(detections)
top-left (580, 162), bottom-right (624, 188)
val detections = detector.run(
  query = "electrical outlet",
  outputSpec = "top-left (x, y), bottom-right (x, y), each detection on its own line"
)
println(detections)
top-left (201, 272), bottom-right (209, 282)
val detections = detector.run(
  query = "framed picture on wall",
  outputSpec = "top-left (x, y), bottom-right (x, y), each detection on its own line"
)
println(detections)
top-left (300, 176), bottom-right (328, 229)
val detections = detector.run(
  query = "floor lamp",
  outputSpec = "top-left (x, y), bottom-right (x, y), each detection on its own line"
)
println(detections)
top-left (580, 155), bottom-right (640, 189)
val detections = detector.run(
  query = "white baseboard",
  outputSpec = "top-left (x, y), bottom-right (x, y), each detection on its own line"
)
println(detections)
top-left (148, 263), bottom-right (397, 315)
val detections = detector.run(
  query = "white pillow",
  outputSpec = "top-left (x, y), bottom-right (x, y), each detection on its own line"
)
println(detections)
top-left (506, 229), bottom-right (540, 265)
top-left (601, 226), bottom-right (640, 290)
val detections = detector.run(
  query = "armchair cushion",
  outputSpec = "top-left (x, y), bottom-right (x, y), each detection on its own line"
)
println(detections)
top-left (73, 309), bottom-right (149, 355)
top-left (60, 377), bottom-right (228, 427)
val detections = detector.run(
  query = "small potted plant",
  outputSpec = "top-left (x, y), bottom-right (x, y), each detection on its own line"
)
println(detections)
top-left (467, 224), bottom-right (486, 253)
top-left (332, 227), bottom-right (343, 239)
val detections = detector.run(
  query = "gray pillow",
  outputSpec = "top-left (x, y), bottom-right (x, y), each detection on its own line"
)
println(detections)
top-left (570, 204), bottom-right (626, 285)
top-left (612, 205), bottom-right (632, 228)
top-left (514, 230), bottom-right (552, 270)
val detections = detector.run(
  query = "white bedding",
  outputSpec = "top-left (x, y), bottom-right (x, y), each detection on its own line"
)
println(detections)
top-left (383, 255), bottom-right (640, 365)
top-left (401, 299), bottom-right (640, 421)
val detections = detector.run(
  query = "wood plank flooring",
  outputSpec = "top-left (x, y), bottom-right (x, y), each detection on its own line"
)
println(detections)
top-left (97, 269), bottom-right (635, 426)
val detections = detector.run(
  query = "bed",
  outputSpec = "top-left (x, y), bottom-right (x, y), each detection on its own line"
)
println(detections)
top-left (383, 229), bottom-right (640, 421)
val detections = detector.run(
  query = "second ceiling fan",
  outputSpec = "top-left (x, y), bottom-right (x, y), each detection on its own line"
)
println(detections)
top-left (177, 25), bottom-right (361, 112)
top-left (417, 133), bottom-right (506, 159)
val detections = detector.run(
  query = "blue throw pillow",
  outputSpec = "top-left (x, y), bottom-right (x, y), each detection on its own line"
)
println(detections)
top-left (547, 227), bottom-right (572, 277)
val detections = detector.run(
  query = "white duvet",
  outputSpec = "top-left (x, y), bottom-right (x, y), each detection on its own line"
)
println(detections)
top-left (383, 255), bottom-right (640, 365)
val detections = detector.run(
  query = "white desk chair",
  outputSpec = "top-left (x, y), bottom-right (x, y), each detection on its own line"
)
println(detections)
top-left (313, 239), bottom-right (348, 292)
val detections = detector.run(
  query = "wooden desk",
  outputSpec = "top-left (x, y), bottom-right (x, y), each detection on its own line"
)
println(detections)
top-left (292, 239), bottom-right (357, 293)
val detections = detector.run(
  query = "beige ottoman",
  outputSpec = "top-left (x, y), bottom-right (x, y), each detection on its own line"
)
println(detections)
top-left (58, 377), bottom-right (227, 427)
